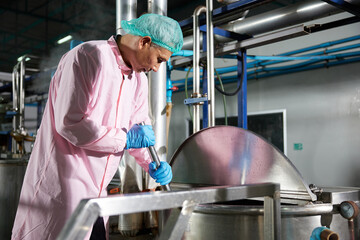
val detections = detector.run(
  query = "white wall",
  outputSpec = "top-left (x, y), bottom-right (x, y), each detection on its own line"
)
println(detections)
top-left (167, 12), bottom-right (360, 188)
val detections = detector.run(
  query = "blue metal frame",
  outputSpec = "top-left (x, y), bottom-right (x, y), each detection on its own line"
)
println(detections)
top-left (199, 25), bottom-right (251, 41)
top-left (202, 32), bottom-right (208, 129)
top-left (237, 50), bottom-right (247, 129)
top-left (321, 0), bottom-right (360, 17)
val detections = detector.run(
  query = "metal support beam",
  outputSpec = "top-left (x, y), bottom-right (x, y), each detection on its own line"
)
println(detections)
top-left (159, 200), bottom-right (197, 240)
top-left (57, 183), bottom-right (281, 240)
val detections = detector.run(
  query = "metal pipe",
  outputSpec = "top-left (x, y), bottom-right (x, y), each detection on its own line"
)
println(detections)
top-left (193, 6), bottom-right (206, 133)
top-left (206, 0), bottom-right (215, 127)
top-left (148, 0), bottom-right (168, 163)
top-left (19, 59), bottom-right (25, 130)
top-left (116, 1), bottom-right (141, 237)
top-left (116, 0), bottom-right (137, 35)
top-left (140, 122), bottom-right (171, 191)
top-left (12, 65), bottom-right (18, 127)
top-left (182, 0), bottom-right (343, 50)
top-left (11, 65), bottom-right (18, 154)
top-left (148, 0), bottom-right (169, 234)
top-left (148, 146), bottom-right (171, 191)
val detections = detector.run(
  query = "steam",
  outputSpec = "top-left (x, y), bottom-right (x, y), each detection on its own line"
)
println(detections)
top-left (27, 0), bottom-right (116, 94)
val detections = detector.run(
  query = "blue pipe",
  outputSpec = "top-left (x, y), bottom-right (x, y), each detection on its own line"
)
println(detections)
top-left (249, 35), bottom-right (360, 67)
top-left (248, 42), bottom-right (360, 68)
top-left (174, 56), bottom-right (360, 92)
top-left (171, 35), bottom-right (360, 70)
top-left (171, 50), bottom-right (193, 57)
top-left (166, 67), bottom-right (173, 104)
top-left (173, 50), bottom-right (360, 82)
top-left (248, 55), bottom-right (339, 61)
top-left (175, 43), bottom-right (360, 74)
top-left (166, 50), bottom-right (194, 103)
top-left (278, 34), bottom-right (360, 56)
top-left (249, 51), bottom-right (360, 72)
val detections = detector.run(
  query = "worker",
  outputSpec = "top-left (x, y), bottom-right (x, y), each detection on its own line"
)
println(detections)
top-left (11, 13), bottom-right (183, 240)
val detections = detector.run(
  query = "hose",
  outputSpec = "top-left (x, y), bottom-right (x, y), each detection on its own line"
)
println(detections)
top-left (214, 52), bottom-right (245, 96)
top-left (214, 69), bottom-right (228, 125)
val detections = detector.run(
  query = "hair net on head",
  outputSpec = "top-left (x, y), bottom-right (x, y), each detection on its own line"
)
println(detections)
top-left (121, 13), bottom-right (183, 53)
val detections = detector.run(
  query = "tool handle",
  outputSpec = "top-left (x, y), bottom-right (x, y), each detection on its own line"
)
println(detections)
top-left (139, 123), bottom-right (171, 191)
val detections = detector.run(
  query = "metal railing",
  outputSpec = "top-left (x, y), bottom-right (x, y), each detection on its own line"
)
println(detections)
top-left (57, 183), bottom-right (281, 240)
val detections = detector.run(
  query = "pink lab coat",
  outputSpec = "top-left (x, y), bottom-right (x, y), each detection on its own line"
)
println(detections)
top-left (11, 36), bottom-right (152, 239)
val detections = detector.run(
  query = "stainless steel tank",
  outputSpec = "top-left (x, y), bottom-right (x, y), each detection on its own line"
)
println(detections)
top-left (0, 158), bottom-right (27, 239)
top-left (170, 126), bottom-right (360, 240)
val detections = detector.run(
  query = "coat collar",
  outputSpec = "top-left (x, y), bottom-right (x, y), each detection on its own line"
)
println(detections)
top-left (107, 35), bottom-right (133, 76)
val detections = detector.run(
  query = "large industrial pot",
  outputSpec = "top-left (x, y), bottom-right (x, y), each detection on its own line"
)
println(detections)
top-left (170, 126), bottom-right (360, 239)
top-left (0, 159), bottom-right (27, 239)
top-left (183, 195), bottom-right (359, 240)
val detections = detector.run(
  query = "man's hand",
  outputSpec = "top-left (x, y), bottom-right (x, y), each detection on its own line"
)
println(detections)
top-left (148, 161), bottom-right (172, 185)
top-left (125, 124), bottom-right (155, 149)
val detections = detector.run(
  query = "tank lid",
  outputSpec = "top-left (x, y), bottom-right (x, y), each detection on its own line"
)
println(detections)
top-left (170, 126), bottom-right (317, 204)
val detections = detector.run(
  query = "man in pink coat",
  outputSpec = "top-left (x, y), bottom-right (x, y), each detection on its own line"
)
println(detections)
top-left (11, 13), bottom-right (183, 240)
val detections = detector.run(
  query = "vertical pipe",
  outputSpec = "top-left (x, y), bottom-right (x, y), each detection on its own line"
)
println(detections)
top-left (148, 0), bottom-right (167, 163)
top-left (116, 1), bottom-right (142, 237)
top-left (206, 0), bottom-right (215, 127)
top-left (116, 0), bottom-right (137, 35)
top-left (12, 66), bottom-right (17, 129)
top-left (148, 0), bottom-right (168, 234)
top-left (11, 66), bottom-right (18, 154)
top-left (19, 59), bottom-right (25, 130)
top-left (193, 6), bottom-right (206, 133)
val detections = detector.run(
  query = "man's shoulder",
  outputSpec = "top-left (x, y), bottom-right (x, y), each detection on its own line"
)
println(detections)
top-left (78, 40), bottom-right (109, 54)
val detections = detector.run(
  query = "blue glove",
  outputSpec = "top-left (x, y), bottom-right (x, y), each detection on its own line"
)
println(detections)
top-left (125, 124), bottom-right (155, 149)
top-left (148, 161), bottom-right (172, 185)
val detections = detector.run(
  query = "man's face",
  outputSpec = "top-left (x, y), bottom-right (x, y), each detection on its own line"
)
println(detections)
top-left (131, 37), bottom-right (172, 73)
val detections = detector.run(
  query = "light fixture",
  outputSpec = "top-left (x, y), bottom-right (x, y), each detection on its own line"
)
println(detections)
top-left (249, 14), bottom-right (286, 27)
top-left (17, 56), bottom-right (31, 62)
top-left (297, 2), bottom-right (328, 13)
top-left (57, 35), bottom-right (73, 44)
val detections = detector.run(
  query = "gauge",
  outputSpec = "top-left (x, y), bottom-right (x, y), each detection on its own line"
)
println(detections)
top-left (339, 201), bottom-right (359, 220)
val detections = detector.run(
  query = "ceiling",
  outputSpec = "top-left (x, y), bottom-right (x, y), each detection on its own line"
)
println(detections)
top-left (0, 0), bottom-right (307, 75)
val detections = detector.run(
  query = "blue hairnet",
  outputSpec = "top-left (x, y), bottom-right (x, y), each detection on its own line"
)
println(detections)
top-left (121, 13), bottom-right (183, 53)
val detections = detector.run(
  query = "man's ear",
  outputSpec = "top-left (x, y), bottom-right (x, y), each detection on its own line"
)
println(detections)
top-left (139, 36), bottom-right (152, 49)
